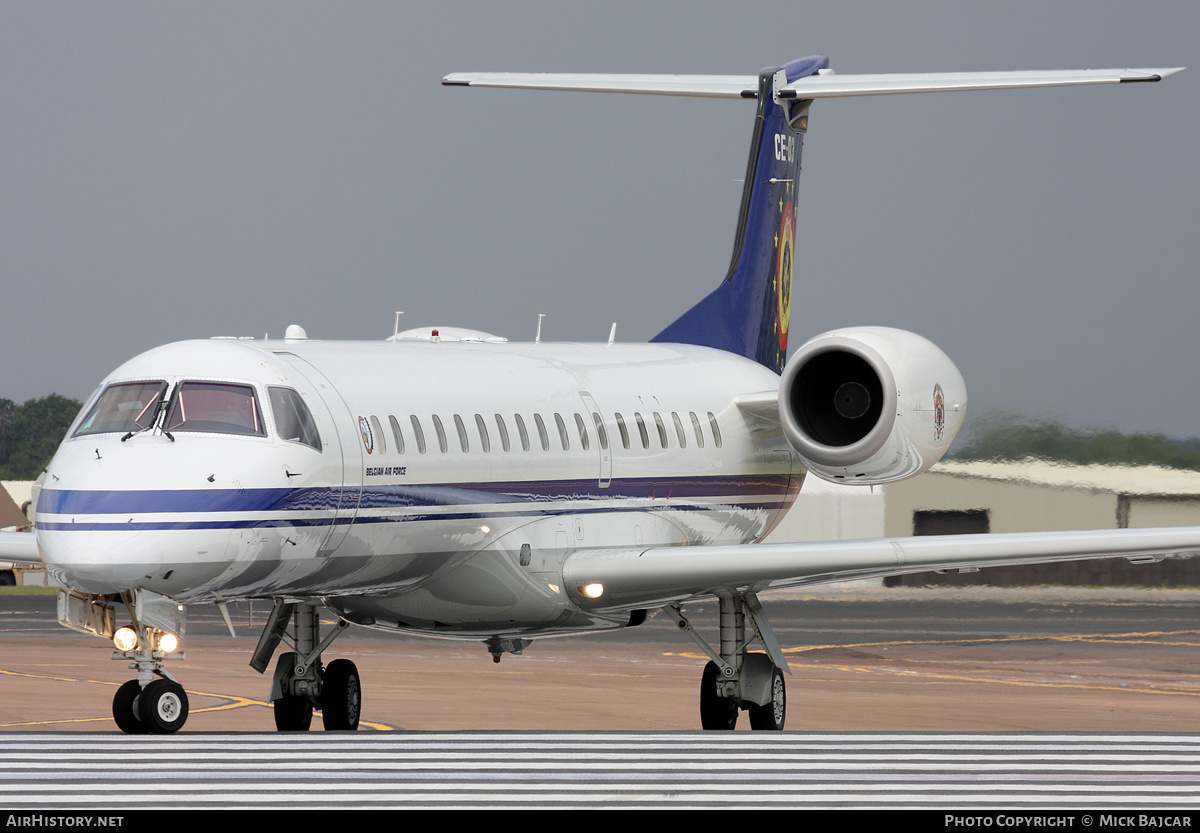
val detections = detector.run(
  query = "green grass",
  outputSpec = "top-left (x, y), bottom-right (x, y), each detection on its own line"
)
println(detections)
top-left (0, 584), bottom-right (59, 595)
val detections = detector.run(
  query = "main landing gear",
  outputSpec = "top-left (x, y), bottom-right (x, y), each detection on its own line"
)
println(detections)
top-left (667, 590), bottom-right (789, 731)
top-left (250, 601), bottom-right (361, 731)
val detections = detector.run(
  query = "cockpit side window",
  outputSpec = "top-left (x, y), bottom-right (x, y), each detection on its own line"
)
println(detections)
top-left (73, 381), bottom-right (167, 436)
top-left (268, 386), bottom-right (322, 451)
top-left (165, 382), bottom-right (266, 436)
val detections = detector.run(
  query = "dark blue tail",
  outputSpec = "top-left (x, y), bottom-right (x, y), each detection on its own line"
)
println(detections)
top-left (651, 55), bottom-right (828, 374)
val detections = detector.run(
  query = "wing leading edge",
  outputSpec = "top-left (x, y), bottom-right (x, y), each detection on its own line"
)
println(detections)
top-left (0, 529), bottom-right (39, 564)
top-left (563, 527), bottom-right (1200, 611)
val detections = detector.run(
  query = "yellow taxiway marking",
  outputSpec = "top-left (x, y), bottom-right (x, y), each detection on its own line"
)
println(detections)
top-left (0, 666), bottom-right (392, 731)
top-left (662, 629), bottom-right (1200, 698)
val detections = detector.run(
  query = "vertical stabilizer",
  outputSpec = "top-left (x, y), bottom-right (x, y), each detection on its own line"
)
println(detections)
top-left (651, 55), bottom-right (828, 373)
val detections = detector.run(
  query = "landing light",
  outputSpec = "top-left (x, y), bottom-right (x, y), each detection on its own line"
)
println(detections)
top-left (579, 583), bottom-right (605, 599)
top-left (112, 627), bottom-right (138, 652)
top-left (158, 633), bottom-right (179, 654)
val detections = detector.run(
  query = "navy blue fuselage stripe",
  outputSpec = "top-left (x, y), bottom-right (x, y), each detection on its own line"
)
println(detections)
top-left (37, 498), bottom-right (794, 532)
top-left (38, 474), bottom-right (794, 515)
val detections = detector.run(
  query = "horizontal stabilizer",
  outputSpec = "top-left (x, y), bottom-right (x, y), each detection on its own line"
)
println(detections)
top-left (444, 67), bottom-right (1183, 101)
top-left (442, 72), bottom-right (756, 99)
top-left (777, 67), bottom-right (1185, 100)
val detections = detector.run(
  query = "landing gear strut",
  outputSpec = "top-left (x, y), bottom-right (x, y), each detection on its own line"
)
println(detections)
top-left (669, 591), bottom-right (789, 731)
top-left (251, 600), bottom-right (360, 731)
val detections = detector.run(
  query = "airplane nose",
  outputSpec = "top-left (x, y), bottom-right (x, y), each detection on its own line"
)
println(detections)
top-left (40, 524), bottom-right (241, 597)
top-left (38, 527), bottom-right (169, 594)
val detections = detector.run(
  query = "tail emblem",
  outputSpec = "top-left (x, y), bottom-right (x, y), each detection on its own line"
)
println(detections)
top-left (776, 200), bottom-right (794, 353)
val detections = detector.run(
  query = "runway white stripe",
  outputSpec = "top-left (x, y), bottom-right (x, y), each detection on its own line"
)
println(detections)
top-left (3, 733), bottom-right (1200, 809)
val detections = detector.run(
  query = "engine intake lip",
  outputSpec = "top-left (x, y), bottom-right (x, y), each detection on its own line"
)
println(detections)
top-left (779, 336), bottom-right (898, 468)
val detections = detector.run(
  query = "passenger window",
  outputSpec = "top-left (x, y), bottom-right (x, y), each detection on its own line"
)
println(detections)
top-left (592, 413), bottom-right (608, 450)
top-left (634, 412), bottom-right (650, 449)
top-left (690, 411), bottom-right (704, 448)
top-left (615, 413), bottom-right (630, 450)
top-left (514, 414), bottom-right (530, 451)
top-left (454, 414), bottom-right (470, 452)
top-left (494, 414), bottom-right (510, 452)
top-left (166, 382), bottom-right (266, 437)
top-left (554, 413), bottom-right (570, 450)
top-left (535, 413), bottom-right (550, 451)
top-left (74, 380), bottom-right (167, 436)
top-left (268, 387), bottom-right (322, 451)
top-left (708, 412), bottom-right (722, 448)
top-left (574, 413), bottom-right (590, 451)
top-left (475, 414), bottom-right (491, 453)
top-left (432, 415), bottom-right (448, 453)
top-left (388, 415), bottom-right (405, 454)
top-left (672, 412), bottom-right (687, 448)
top-left (653, 413), bottom-right (668, 448)
top-left (410, 415), bottom-right (427, 454)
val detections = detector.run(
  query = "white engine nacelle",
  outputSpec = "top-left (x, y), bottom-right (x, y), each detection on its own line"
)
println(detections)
top-left (779, 326), bottom-right (967, 485)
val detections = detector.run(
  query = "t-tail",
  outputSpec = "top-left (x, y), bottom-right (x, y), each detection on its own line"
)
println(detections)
top-left (650, 56), bottom-right (828, 374)
top-left (444, 60), bottom-right (1181, 375)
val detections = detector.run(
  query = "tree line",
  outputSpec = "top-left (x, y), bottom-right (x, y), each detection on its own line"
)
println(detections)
top-left (951, 411), bottom-right (1200, 471)
top-left (0, 395), bottom-right (83, 480)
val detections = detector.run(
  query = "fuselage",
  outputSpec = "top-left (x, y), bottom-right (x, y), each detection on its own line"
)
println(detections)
top-left (36, 334), bottom-right (801, 638)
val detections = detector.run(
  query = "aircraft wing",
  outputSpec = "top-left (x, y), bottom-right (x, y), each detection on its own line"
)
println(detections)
top-left (0, 529), bottom-right (40, 564)
top-left (562, 527), bottom-right (1200, 611)
top-left (443, 68), bottom-right (1183, 100)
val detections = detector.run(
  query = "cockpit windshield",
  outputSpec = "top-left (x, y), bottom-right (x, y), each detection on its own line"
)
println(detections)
top-left (164, 382), bottom-right (266, 436)
top-left (73, 381), bottom-right (167, 436)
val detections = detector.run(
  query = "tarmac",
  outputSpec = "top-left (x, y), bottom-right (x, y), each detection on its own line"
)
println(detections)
top-left (2, 585), bottom-right (1199, 733)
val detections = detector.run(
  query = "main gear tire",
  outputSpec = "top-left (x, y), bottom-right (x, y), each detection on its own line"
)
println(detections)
top-left (320, 659), bottom-right (361, 731)
top-left (699, 660), bottom-right (739, 730)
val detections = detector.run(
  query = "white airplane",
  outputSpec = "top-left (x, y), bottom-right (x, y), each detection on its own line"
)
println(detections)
top-left (1, 57), bottom-right (1195, 734)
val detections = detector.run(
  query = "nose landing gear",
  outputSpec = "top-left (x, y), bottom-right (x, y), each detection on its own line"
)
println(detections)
top-left (110, 623), bottom-right (190, 734)
top-left (112, 677), bottom-right (190, 734)
top-left (57, 589), bottom-right (191, 734)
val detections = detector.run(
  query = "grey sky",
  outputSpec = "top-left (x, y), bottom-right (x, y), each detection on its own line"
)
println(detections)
top-left (3, 2), bottom-right (1197, 438)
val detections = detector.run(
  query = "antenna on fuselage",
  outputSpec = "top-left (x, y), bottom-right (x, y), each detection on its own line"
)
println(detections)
top-left (535, 313), bottom-right (545, 344)
top-left (391, 311), bottom-right (404, 342)
top-left (607, 323), bottom-right (617, 345)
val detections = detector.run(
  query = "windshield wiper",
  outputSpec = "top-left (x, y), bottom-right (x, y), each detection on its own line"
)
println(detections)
top-left (121, 384), bottom-right (175, 442)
